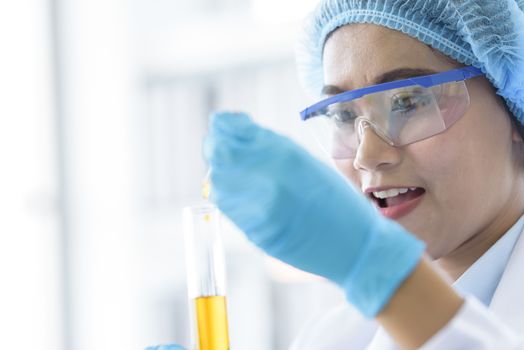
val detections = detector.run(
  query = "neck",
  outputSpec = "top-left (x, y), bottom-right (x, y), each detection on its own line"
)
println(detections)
top-left (436, 177), bottom-right (524, 281)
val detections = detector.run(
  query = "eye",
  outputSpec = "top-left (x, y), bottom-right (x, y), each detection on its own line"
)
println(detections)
top-left (326, 108), bottom-right (357, 126)
top-left (391, 91), bottom-right (432, 114)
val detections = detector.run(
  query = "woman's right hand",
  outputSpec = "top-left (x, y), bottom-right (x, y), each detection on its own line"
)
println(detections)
top-left (205, 111), bottom-right (426, 318)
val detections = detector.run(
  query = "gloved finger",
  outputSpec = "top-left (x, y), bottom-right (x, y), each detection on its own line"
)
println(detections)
top-left (203, 126), bottom-right (288, 169)
top-left (145, 344), bottom-right (186, 350)
top-left (210, 168), bottom-right (290, 246)
top-left (203, 130), bottom-right (267, 167)
top-left (203, 133), bottom-right (252, 167)
top-left (209, 111), bottom-right (258, 141)
top-left (213, 191), bottom-right (284, 250)
top-left (211, 167), bottom-right (274, 207)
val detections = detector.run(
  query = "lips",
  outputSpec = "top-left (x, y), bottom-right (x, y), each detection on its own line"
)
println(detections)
top-left (365, 186), bottom-right (426, 220)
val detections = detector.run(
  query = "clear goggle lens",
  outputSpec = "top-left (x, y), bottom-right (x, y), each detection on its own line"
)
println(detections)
top-left (305, 80), bottom-right (470, 159)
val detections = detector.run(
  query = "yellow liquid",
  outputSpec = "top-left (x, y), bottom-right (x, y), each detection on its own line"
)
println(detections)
top-left (194, 296), bottom-right (230, 350)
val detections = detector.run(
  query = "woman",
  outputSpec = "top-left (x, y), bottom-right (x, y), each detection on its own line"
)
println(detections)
top-left (150, 0), bottom-right (524, 348)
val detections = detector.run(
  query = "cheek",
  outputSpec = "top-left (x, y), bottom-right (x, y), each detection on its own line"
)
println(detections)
top-left (404, 111), bottom-right (511, 254)
top-left (334, 159), bottom-right (361, 187)
top-left (409, 133), bottom-right (466, 178)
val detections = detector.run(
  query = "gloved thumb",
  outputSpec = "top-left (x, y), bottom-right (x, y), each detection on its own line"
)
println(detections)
top-left (209, 111), bottom-right (258, 141)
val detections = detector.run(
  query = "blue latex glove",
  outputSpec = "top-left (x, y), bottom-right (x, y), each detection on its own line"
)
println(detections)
top-left (145, 345), bottom-right (185, 350)
top-left (204, 111), bottom-right (426, 317)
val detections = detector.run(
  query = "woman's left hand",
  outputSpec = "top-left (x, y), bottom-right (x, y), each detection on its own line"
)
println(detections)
top-left (145, 345), bottom-right (185, 350)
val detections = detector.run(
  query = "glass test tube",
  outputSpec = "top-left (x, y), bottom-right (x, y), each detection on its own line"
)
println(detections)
top-left (183, 203), bottom-right (230, 350)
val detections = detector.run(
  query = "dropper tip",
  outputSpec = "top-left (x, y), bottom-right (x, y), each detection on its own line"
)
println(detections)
top-left (202, 169), bottom-right (211, 200)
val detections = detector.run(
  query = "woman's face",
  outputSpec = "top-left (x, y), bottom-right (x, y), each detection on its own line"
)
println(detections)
top-left (323, 24), bottom-right (524, 259)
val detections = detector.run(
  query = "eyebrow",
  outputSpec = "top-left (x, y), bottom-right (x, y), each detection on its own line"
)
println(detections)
top-left (321, 68), bottom-right (439, 96)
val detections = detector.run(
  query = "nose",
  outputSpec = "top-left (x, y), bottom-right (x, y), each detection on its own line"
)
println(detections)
top-left (353, 122), bottom-right (402, 171)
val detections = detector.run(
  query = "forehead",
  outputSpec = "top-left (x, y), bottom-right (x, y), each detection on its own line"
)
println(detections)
top-left (322, 24), bottom-right (456, 90)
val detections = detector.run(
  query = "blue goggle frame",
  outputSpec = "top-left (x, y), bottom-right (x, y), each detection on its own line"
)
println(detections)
top-left (300, 66), bottom-right (483, 121)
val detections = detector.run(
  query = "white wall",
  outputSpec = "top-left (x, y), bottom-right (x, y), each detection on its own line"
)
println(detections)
top-left (2, 1), bottom-right (348, 349)
top-left (0, 1), bottom-right (62, 349)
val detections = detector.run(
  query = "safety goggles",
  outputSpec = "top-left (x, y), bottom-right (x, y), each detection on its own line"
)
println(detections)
top-left (300, 66), bottom-right (483, 159)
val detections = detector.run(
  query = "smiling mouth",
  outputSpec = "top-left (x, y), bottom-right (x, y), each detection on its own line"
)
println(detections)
top-left (369, 187), bottom-right (426, 208)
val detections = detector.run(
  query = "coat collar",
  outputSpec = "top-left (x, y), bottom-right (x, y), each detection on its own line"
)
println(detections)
top-left (489, 222), bottom-right (524, 333)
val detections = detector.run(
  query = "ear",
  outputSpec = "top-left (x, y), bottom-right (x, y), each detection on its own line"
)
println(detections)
top-left (512, 125), bottom-right (524, 143)
top-left (511, 125), bottom-right (524, 166)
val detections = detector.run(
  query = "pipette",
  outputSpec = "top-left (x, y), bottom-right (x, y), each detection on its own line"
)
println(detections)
top-left (202, 169), bottom-right (211, 200)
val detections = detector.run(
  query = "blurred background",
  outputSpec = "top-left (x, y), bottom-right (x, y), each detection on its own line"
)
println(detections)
top-left (0, 0), bottom-right (347, 349)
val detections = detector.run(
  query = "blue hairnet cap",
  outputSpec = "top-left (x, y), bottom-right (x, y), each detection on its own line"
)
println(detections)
top-left (297, 0), bottom-right (524, 125)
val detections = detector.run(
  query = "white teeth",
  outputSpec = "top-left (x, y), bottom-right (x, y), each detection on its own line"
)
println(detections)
top-left (372, 187), bottom-right (415, 199)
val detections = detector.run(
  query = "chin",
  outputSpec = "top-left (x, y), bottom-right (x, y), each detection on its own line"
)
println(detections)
top-left (398, 221), bottom-right (442, 258)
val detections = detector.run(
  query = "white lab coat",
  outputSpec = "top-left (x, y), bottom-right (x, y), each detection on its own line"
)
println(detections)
top-left (291, 224), bottom-right (524, 349)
